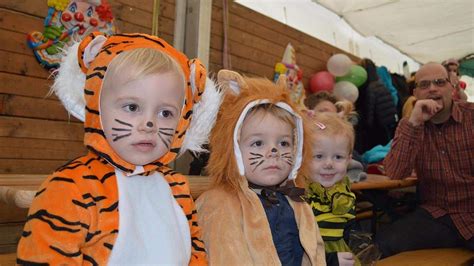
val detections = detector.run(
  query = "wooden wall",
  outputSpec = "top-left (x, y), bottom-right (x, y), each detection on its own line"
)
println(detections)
top-left (209, 1), bottom-right (358, 86)
top-left (0, 0), bottom-right (358, 175)
top-left (0, 0), bottom-right (176, 174)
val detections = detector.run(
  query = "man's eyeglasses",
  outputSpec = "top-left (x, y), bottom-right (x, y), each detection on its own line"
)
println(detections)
top-left (416, 78), bottom-right (449, 90)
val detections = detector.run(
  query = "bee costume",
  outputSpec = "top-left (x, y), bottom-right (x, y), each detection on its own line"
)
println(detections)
top-left (307, 176), bottom-right (360, 265)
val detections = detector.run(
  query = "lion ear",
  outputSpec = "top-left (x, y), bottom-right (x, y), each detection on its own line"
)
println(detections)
top-left (217, 70), bottom-right (247, 96)
top-left (276, 73), bottom-right (287, 88)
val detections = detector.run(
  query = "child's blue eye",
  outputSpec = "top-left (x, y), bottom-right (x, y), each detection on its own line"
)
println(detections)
top-left (160, 110), bottom-right (173, 118)
top-left (313, 154), bottom-right (323, 159)
top-left (123, 104), bottom-right (139, 112)
top-left (335, 155), bottom-right (346, 160)
top-left (280, 141), bottom-right (291, 147)
top-left (251, 140), bottom-right (263, 147)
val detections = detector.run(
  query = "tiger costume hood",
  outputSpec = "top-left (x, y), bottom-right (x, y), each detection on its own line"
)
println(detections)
top-left (16, 33), bottom-right (218, 265)
top-left (52, 32), bottom-right (221, 173)
top-left (207, 70), bottom-right (312, 194)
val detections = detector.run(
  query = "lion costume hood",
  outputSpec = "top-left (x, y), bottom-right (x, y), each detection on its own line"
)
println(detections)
top-left (206, 70), bottom-right (312, 194)
top-left (196, 70), bottom-right (325, 266)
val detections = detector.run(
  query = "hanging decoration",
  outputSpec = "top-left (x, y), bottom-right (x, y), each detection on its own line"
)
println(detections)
top-left (273, 43), bottom-right (304, 107)
top-left (27, 0), bottom-right (116, 71)
top-left (151, 0), bottom-right (160, 36)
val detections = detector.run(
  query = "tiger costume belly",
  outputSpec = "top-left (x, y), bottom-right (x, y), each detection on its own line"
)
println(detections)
top-left (17, 153), bottom-right (205, 265)
top-left (108, 167), bottom-right (191, 264)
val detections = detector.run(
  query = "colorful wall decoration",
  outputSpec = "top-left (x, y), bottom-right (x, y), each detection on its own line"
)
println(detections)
top-left (27, 0), bottom-right (116, 70)
top-left (273, 43), bottom-right (305, 108)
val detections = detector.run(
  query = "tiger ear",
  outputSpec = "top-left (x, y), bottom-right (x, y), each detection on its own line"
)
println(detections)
top-left (82, 35), bottom-right (107, 68)
top-left (217, 70), bottom-right (247, 96)
top-left (276, 73), bottom-right (287, 88)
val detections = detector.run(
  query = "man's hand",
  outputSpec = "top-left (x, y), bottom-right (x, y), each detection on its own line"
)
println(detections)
top-left (408, 99), bottom-right (442, 126)
top-left (337, 252), bottom-right (355, 266)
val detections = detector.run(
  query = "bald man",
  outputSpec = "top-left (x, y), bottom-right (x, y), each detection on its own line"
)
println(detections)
top-left (376, 63), bottom-right (474, 257)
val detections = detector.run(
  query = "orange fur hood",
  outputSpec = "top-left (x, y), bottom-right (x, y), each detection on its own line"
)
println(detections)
top-left (207, 70), bottom-right (312, 193)
top-left (51, 32), bottom-right (221, 174)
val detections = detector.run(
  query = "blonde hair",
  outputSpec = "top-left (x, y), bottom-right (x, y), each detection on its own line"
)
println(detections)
top-left (310, 112), bottom-right (355, 153)
top-left (335, 100), bottom-right (358, 123)
top-left (103, 48), bottom-right (185, 91)
top-left (245, 103), bottom-right (296, 130)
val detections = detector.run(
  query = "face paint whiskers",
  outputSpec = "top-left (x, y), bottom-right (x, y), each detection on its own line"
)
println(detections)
top-left (249, 152), bottom-right (264, 172)
top-left (249, 152), bottom-right (265, 172)
top-left (158, 127), bottom-right (173, 149)
top-left (281, 152), bottom-right (293, 166)
top-left (112, 119), bottom-right (132, 142)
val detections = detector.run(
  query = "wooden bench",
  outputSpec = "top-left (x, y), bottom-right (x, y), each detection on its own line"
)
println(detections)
top-left (377, 248), bottom-right (474, 266)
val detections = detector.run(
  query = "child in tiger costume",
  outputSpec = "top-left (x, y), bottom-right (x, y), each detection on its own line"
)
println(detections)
top-left (196, 70), bottom-right (326, 265)
top-left (17, 32), bottom-right (222, 265)
top-left (305, 112), bottom-right (360, 266)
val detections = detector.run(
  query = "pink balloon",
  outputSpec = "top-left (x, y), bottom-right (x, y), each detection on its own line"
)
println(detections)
top-left (310, 71), bottom-right (335, 93)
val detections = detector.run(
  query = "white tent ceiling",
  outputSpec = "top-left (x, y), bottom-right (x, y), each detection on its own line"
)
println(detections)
top-left (314, 0), bottom-right (474, 64)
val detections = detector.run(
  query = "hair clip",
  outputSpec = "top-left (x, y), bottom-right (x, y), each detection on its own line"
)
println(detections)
top-left (315, 122), bottom-right (326, 130)
top-left (304, 109), bottom-right (316, 118)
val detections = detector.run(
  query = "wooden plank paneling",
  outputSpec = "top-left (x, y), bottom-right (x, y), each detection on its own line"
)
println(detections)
top-left (0, 8), bottom-right (43, 34)
top-left (114, 0), bottom-right (176, 20)
top-left (0, 0), bottom-right (48, 18)
top-left (0, 73), bottom-right (53, 99)
top-left (0, 0), bottom-right (174, 177)
top-left (0, 222), bottom-right (24, 247)
top-left (0, 28), bottom-right (30, 56)
top-left (0, 203), bottom-right (28, 223)
top-left (0, 2), bottom-right (173, 38)
top-left (0, 137), bottom-right (85, 160)
top-left (0, 159), bottom-right (68, 174)
top-left (209, 1), bottom-right (359, 86)
top-left (0, 50), bottom-right (49, 79)
top-left (0, 116), bottom-right (83, 141)
top-left (0, 94), bottom-right (78, 121)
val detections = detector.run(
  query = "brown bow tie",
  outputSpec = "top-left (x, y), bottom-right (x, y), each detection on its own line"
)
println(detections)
top-left (249, 180), bottom-right (305, 206)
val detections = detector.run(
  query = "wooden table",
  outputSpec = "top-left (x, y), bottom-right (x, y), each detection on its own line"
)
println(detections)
top-left (352, 174), bottom-right (417, 191)
top-left (350, 174), bottom-right (418, 235)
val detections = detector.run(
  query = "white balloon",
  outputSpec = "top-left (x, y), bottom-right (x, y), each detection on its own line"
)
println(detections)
top-left (327, 54), bottom-right (352, 77)
top-left (333, 81), bottom-right (359, 103)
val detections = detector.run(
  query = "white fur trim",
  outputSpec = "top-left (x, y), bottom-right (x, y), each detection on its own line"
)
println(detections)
top-left (180, 77), bottom-right (222, 154)
top-left (233, 100), bottom-right (303, 181)
top-left (51, 42), bottom-right (86, 121)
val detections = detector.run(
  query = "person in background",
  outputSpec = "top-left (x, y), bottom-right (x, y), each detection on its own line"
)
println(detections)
top-left (442, 58), bottom-right (467, 101)
top-left (304, 91), bottom-right (339, 113)
top-left (376, 62), bottom-right (474, 257)
top-left (401, 73), bottom-right (417, 118)
top-left (354, 59), bottom-right (398, 155)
